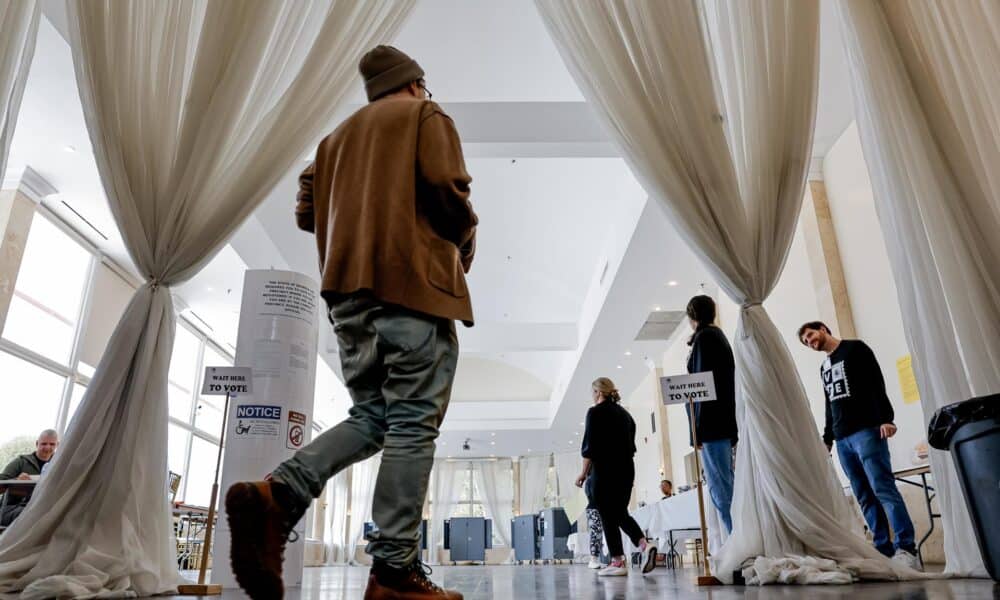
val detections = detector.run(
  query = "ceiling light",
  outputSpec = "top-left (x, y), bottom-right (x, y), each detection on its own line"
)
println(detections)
top-left (527, 449), bottom-right (532, 452)
top-left (668, 280), bottom-right (678, 287)
top-left (617, 365), bottom-right (623, 369)
top-left (625, 351), bottom-right (632, 356)
top-left (575, 431), bottom-right (580, 435)
top-left (579, 422), bottom-right (585, 427)
top-left (63, 145), bottom-right (76, 153)
top-left (491, 441), bottom-right (496, 446)
top-left (490, 432), bottom-right (496, 437)
top-left (654, 305), bottom-right (662, 311)
top-left (568, 440), bottom-right (574, 444)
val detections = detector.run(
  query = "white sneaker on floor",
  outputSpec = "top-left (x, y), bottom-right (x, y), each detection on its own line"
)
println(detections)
top-left (587, 557), bottom-right (604, 569)
top-left (892, 549), bottom-right (922, 571)
top-left (598, 563), bottom-right (628, 577)
top-left (641, 544), bottom-right (658, 574)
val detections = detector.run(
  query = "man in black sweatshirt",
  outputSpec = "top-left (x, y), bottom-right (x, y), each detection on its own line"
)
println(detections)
top-left (799, 321), bottom-right (919, 570)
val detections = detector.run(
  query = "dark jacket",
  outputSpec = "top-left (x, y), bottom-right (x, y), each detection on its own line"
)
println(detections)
top-left (685, 325), bottom-right (738, 446)
top-left (821, 339), bottom-right (895, 446)
top-left (581, 400), bottom-right (636, 464)
top-left (296, 97), bottom-right (477, 325)
top-left (0, 452), bottom-right (47, 506)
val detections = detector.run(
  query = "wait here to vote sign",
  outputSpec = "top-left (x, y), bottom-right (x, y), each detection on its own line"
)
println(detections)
top-left (660, 372), bottom-right (717, 406)
top-left (202, 366), bottom-right (253, 395)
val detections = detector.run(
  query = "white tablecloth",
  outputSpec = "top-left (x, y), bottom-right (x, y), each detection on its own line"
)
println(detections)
top-left (570, 490), bottom-right (725, 558)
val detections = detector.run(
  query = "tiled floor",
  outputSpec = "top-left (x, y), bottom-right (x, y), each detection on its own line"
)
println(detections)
top-left (154, 564), bottom-right (998, 599)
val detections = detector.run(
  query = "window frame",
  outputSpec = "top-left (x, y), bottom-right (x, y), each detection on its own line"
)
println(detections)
top-left (0, 205), bottom-right (236, 506)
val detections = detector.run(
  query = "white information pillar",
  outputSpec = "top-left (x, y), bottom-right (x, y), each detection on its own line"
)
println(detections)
top-left (216, 270), bottom-right (320, 589)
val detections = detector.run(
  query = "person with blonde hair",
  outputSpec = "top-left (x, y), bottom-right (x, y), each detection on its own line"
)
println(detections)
top-left (575, 377), bottom-right (657, 576)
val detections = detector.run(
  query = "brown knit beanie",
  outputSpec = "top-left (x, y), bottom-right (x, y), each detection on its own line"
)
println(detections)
top-left (359, 45), bottom-right (424, 102)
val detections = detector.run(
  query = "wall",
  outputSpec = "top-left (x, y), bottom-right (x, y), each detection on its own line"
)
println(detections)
top-left (624, 371), bottom-right (664, 506)
top-left (823, 122), bottom-right (928, 471)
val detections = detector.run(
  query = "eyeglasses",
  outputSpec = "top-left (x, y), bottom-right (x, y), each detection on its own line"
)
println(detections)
top-left (417, 79), bottom-right (432, 100)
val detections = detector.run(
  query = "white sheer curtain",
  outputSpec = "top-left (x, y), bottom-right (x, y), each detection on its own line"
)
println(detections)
top-left (347, 455), bottom-right (382, 565)
top-left (0, 0), bottom-right (39, 178)
top-left (325, 469), bottom-right (350, 565)
top-left (536, 0), bottom-right (918, 583)
top-left (517, 455), bottom-right (549, 516)
top-left (552, 452), bottom-right (584, 511)
top-left (836, 0), bottom-right (999, 578)
top-left (0, 2), bottom-right (414, 597)
top-left (428, 460), bottom-right (462, 565)
top-left (473, 460), bottom-right (514, 548)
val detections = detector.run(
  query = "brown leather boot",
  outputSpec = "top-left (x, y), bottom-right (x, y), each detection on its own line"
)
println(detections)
top-left (363, 561), bottom-right (463, 600)
top-left (225, 481), bottom-right (305, 600)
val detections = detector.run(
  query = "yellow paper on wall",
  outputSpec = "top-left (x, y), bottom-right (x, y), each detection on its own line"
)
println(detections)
top-left (896, 355), bottom-right (920, 405)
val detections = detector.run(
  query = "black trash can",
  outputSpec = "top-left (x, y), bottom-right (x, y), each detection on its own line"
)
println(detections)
top-left (928, 393), bottom-right (1000, 581)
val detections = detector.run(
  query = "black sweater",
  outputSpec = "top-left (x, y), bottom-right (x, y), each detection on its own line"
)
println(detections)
top-left (581, 400), bottom-right (636, 463)
top-left (685, 325), bottom-right (738, 445)
top-left (822, 339), bottom-right (895, 446)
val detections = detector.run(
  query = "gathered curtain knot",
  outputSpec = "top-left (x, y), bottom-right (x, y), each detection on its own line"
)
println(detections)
top-left (741, 301), bottom-right (762, 310)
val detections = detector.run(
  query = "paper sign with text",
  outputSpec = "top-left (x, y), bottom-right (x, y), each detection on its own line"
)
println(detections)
top-left (202, 366), bottom-right (253, 395)
top-left (660, 372), bottom-right (717, 406)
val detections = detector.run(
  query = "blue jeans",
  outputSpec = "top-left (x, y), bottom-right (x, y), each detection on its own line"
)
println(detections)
top-left (836, 427), bottom-right (916, 556)
top-left (701, 439), bottom-right (734, 534)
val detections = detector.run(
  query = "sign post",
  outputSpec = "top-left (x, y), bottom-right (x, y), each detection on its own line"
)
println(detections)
top-left (660, 372), bottom-right (722, 586)
top-left (177, 367), bottom-right (253, 596)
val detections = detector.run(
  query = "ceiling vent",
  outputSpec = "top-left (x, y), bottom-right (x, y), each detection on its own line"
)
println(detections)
top-left (634, 310), bottom-right (685, 341)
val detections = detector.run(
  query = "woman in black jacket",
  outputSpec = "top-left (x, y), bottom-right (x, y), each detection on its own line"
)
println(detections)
top-left (685, 295), bottom-right (738, 533)
top-left (575, 377), bottom-right (657, 576)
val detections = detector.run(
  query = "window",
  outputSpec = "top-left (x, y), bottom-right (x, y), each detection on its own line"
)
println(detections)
top-left (3, 215), bottom-right (92, 364)
top-left (451, 463), bottom-right (485, 518)
top-left (67, 379), bottom-right (87, 423)
top-left (450, 462), bottom-right (507, 547)
top-left (543, 465), bottom-right (559, 508)
top-left (184, 436), bottom-right (222, 508)
top-left (194, 346), bottom-right (233, 435)
top-left (0, 352), bottom-right (66, 449)
top-left (165, 322), bottom-right (235, 506)
top-left (168, 326), bottom-right (200, 422)
top-left (0, 207), bottom-right (243, 509)
top-left (168, 423), bottom-right (190, 480)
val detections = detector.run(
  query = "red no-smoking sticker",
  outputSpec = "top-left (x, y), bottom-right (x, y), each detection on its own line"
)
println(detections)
top-left (287, 410), bottom-right (307, 450)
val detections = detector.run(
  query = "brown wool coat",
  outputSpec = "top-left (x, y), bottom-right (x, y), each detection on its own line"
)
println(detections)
top-left (296, 97), bottom-right (477, 326)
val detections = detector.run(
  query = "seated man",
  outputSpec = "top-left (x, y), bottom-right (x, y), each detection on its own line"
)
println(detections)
top-left (660, 479), bottom-right (673, 499)
top-left (0, 429), bottom-right (59, 526)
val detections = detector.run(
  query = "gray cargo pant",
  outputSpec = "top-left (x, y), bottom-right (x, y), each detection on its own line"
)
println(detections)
top-left (272, 293), bottom-right (458, 567)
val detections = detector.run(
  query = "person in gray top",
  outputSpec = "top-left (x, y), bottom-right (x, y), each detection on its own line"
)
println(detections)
top-left (0, 429), bottom-right (58, 526)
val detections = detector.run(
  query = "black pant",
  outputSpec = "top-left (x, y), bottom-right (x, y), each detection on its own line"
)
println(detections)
top-left (0, 503), bottom-right (25, 527)
top-left (591, 459), bottom-right (644, 557)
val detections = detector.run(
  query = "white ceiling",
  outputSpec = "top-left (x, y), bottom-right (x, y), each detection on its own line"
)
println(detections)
top-left (7, 0), bottom-right (858, 460)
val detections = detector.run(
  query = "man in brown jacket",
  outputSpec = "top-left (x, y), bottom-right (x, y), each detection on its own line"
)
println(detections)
top-left (226, 46), bottom-right (475, 600)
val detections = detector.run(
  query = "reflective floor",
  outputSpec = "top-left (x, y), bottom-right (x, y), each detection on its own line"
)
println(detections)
top-left (156, 564), bottom-right (997, 599)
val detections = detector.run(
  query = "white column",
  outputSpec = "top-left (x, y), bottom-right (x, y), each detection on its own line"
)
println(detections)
top-left (215, 269), bottom-right (320, 588)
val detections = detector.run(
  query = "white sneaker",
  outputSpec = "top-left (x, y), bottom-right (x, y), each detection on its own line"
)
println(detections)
top-left (588, 557), bottom-right (604, 569)
top-left (892, 549), bottom-right (921, 571)
top-left (641, 544), bottom-right (658, 574)
top-left (598, 563), bottom-right (628, 577)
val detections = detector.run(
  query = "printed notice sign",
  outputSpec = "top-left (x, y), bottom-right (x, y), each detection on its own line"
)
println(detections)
top-left (660, 372), bottom-right (718, 406)
top-left (233, 404), bottom-right (282, 438)
top-left (896, 355), bottom-right (920, 405)
top-left (287, 410), bottom-right (307, 450)
top-left (202, 366), bottom-right (253, 395)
